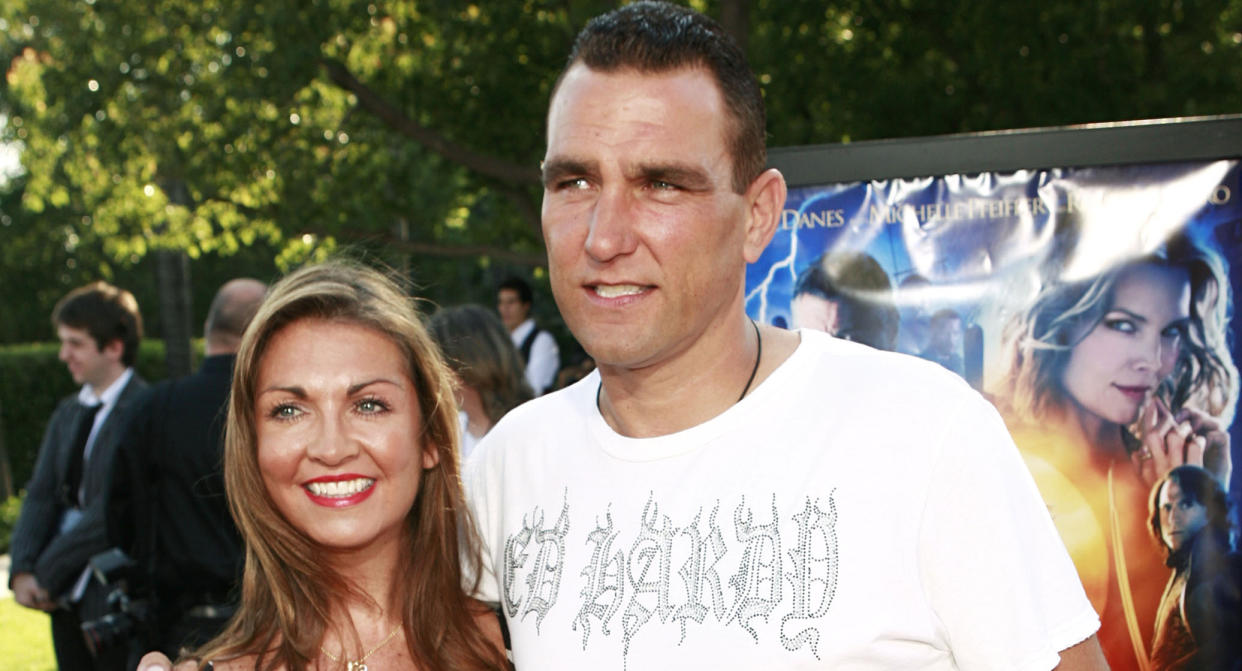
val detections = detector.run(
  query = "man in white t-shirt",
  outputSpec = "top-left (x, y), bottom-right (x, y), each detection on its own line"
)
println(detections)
top-left (498, 276), bottom-right (561, 395)
top-left (466, 2), bottom-right (1107, 669)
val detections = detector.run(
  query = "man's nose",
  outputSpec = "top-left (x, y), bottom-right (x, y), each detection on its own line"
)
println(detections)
top-left (584, 187), bottom-right (638, 262)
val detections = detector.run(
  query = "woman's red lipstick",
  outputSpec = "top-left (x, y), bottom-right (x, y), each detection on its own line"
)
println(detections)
top-left (1114, 385), bottom-right (1150, 402)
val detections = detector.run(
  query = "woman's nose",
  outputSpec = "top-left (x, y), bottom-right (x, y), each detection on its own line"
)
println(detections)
top-left (306, 413), bottom-right (359, 465)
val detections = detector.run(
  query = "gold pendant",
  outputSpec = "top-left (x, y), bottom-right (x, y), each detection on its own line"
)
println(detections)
top-left (347, 662), bottom-right (367, 671)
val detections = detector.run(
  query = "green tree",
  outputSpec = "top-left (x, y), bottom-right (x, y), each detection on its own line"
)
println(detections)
top-left (1, 0), bottom-right (1239, 353)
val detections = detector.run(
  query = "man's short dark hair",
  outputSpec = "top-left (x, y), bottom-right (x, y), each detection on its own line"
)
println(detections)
top-left (794, 252), bottom-right (897, 350)
top-left (1148, 464), bottom-right (1231, 552)
top-left (498, 277), bottom-right (534, 305)
top-left (52, 281), bottom-right (144, 366)
top-left (557, 1), bottom-right (765, 193)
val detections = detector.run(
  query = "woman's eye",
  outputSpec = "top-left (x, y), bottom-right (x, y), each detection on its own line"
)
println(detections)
top-left (270, 404), bottom-right (301, 420)
top-left (1103, 318), bottom-right (1136, 334)
top-left (1161, 324), bottom-right (1186, 340)
top-left (357, 398), bottom-right (388, 413)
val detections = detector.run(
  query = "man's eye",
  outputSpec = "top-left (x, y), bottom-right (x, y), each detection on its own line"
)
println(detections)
top-left (557, 178), bottom-right (590, 190)
top-left (650, 180), bottom-right (678, 190)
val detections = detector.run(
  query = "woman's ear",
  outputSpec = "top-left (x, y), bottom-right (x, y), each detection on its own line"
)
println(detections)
top-left (422, 439), bottom-right (441, 469)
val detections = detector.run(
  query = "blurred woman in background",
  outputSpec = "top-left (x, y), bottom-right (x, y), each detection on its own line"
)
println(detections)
top-left (430, 304), bottom-right (533, 460)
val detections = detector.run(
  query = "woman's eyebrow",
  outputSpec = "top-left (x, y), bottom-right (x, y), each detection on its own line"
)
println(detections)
top-left (348, 378), bottom-right (404, 395)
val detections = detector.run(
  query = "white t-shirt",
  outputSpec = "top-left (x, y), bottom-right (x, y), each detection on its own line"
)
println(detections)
top-left (464, 330), bottom-right (1098, 670)
top-left (510, 318), bottom-right (560, 395)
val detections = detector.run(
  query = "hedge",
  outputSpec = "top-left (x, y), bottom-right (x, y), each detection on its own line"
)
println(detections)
top-left (0, 340), bottom-right (191, 494)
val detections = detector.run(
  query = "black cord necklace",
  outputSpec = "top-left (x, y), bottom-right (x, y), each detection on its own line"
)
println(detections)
top-left (736, 318), bottom-right (762, 401)
top-left (596, 320), bottom-right (763, 413)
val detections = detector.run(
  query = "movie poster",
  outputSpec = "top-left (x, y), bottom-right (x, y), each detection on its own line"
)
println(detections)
top-left (746, 160), bottom-right (1242, 671)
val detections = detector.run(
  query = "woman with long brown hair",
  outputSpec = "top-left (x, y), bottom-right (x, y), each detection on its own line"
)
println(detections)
top-left (146, 261), bottom-right (508, 670)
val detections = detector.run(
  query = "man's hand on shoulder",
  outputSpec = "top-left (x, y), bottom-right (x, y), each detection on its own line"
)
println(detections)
top-left (11, 572), bottom-right (55, 611)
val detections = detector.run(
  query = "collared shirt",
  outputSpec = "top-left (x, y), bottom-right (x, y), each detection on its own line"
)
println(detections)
top-left (77, 366), bottom-right (135, 466)
top-left (67, 367), bottom-right (134, 602)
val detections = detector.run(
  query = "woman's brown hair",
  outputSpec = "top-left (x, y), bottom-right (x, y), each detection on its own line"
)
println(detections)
top-left (191, 260), bottom-right (506, 670)
top-left (1000, 232), bottom-right (1237, 427)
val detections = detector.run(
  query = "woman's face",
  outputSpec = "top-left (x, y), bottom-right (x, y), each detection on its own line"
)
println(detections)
top-left (1061, 263), bottom-right (1191, 427)
top-left (1157, 479), bottom-right (1209, 552)
top-left (254, 318), bottom-right (438, 552)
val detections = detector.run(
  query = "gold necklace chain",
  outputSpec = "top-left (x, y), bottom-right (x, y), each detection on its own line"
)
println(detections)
top-left (320, 625), bottom-right (401, 671)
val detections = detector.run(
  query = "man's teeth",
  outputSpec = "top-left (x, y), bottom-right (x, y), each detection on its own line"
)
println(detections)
top-left (306, 478), bottom-right (375, 498)
top-left (594, 284), bottom-right (644, 298)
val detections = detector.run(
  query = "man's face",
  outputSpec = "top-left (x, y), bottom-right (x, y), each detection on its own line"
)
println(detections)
top-left (57, 324), bottom-right (121, 389)
top-left (541, 65), bottom-right (757, 370)
top-left (1158, 479), bottom-right (1209, 552)
top-left (790, 294), bottom-right (841, 335)
top-left (496, 288), bottom-right (529, 332)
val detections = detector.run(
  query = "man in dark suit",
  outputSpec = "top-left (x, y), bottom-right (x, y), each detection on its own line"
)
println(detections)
top-left (107, 277), bottom-right (266, 661)
top-left (9, 281), bottom-right (146, 671)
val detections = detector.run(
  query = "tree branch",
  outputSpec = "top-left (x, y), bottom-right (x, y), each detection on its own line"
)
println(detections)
top-left (199, 194), bottom-right (546, 266)
top-left (335, 228), bottom-right (547, 266)
top-left (319, 58), bottom-right (541, 187)
top-left (496, 183), bottom-right (544, 242)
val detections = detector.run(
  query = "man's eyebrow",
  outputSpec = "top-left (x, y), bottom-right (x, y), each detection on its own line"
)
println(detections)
top-left (636, 163), bottom-right (712, 190)
top-left (541, 158), bottom-right (594, 186)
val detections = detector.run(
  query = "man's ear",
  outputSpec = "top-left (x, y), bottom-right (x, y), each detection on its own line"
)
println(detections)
top-left (101, 338), bottom-right (125, 363)
top-left (742, 168), bottom-right (788, 264)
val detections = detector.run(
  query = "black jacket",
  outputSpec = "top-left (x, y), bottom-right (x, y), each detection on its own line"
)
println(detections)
top-left (9, 372), bottom-right (147, 598)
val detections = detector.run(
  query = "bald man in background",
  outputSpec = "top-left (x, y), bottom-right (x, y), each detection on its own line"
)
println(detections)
top-left (106, 278), bottom-right (267, 663)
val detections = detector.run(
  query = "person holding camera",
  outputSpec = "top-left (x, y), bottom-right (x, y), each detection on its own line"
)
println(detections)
top-left (9, 281), bottom-right (147, 671)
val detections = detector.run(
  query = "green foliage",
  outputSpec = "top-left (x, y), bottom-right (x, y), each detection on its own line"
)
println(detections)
top-left (0, 0), bottom-right (1239, 344)
top-left (0, 340), bottom-right (178, 490)
top-left (0, 495), bottom-right (21, 553)
top-left (747, 0), bottom-right (1242, 145)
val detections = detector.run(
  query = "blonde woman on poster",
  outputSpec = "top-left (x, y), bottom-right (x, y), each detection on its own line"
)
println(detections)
top-left (997, 231), bottom-right (1238, 671)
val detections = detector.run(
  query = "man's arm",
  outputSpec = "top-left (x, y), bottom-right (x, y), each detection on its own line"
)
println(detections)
top-left (33, 395), bottom-right (144, 597)
top-left (919, 392), bottom-right (1104, 670)
top-left (1053, 635), bottom-right (1109, 670)
top-left (8, 400), bottom-right (73, 581)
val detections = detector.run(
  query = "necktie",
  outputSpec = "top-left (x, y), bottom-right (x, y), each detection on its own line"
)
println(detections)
top-left (65, 402), bottom-right (102, 506)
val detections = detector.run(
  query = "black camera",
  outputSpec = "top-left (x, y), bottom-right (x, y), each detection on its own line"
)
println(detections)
top-left (80, 548), bottom-right (151, 658)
